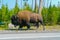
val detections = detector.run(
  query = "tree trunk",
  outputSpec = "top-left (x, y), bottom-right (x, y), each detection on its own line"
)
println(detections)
top-left (35, 0), bottom-right (36, 10)
top-left (39, 0), bottom-right (43, 14)
top-left (16, 0), bottom-right (17, 4)
top-left (34, 0), bottom-right (37, 13)
top-left (32, 0), bottom-right (33, 10)
top-left (21, 0), bottom-right (22, 10)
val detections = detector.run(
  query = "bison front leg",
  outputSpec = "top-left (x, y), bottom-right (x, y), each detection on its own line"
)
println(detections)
top-left (26, 23), bottom-right (30, 30)
top-left (18, 24), bottom-right (23, 30)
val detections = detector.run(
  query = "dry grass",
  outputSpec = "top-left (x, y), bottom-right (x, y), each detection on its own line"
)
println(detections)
top-left (37, 25), bottom-right (60, 31)
top-left (0, 25), bottom-right (60, 31)
top-left (0, 27), bottom-right (6, 30)
top-left (22, 25), bottom-right (60, 31)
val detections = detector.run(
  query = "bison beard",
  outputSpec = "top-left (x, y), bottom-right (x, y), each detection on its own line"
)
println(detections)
top-left (11, 10), bottom-right (45, 30)
top-left (17, 11), bottom-right (32, 30)
top-left (11, 15), bottom-right (19, 26)
top-left (11, 14), bottom-right (30, 30)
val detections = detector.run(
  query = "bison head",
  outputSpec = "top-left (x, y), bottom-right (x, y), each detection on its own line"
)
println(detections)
top-left (11, 15), bottom-right (19, 26)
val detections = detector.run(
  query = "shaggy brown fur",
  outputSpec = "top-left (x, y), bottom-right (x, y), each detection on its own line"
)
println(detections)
top-left (17, 10), bottom-right (32, 23)
top-left (30, 13), bottom-right (43, 22)
top-left (17, 10), bottom-right (43, 23)
top-left (16, 10), bottom-right (45, 30)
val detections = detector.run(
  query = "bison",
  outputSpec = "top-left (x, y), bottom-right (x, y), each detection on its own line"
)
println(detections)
top-left (11, 10), bottom-right (45, 30)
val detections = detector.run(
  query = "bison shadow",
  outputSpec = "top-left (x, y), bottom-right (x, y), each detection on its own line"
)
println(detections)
top-left (6, 28), bottom-right (36, 31)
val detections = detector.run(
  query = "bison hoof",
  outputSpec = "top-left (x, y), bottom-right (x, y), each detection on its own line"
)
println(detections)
top-left (27, 28), bottom-right (30, 30)
top-left (18, 28), bottom-right (22, 30)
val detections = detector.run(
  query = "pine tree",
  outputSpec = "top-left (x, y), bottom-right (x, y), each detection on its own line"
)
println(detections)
top-left (1, 4), bottom-right (6, 21)
top-left (5, 4), bottom-right (9, 21)
top-left (14, 0), bottom-right (19, 14)
top-left (47, 2), bottom-right (52, 25)
top-left (57, 1), bottom-right (60, 24)
top-left (0, 0), bottom-right (1, 20)
top-left (34, 0), bottom-right (37, 13)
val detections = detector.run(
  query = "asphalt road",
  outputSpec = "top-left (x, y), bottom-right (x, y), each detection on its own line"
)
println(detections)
top-left (0, 30), bottom-right (60, 40)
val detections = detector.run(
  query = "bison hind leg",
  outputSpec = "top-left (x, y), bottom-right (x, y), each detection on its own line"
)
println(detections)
top-left (40, 20), bottom-right (45, 31)
top-left (18, 24), bottom-right (23, 30)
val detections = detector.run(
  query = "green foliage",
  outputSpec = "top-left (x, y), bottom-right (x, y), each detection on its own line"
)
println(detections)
top-left (0, 2), bottom-right (60, 26)
top-left (1, 4), bottom-right (6, 21)
top-left (42, 4), bottom-right (60, 25)
top-left (8, 9), bottom-right (14, 20)
top-left (14, 1), bottom-right (19, 14)
top-left (42, 7), bottom-right (48, 25)
top-left (5, 4), bottom-right (9, 21)
top-left (47, 3), bottom-right (52, 25)
top-left (51, 5), bottom-right (59, 25)
top-left (57, 7), bottom-right (60, 24)
top-left (0, 9), bottom-right (2, 21)
top-left (23, 2), bottom-right (32, 11)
